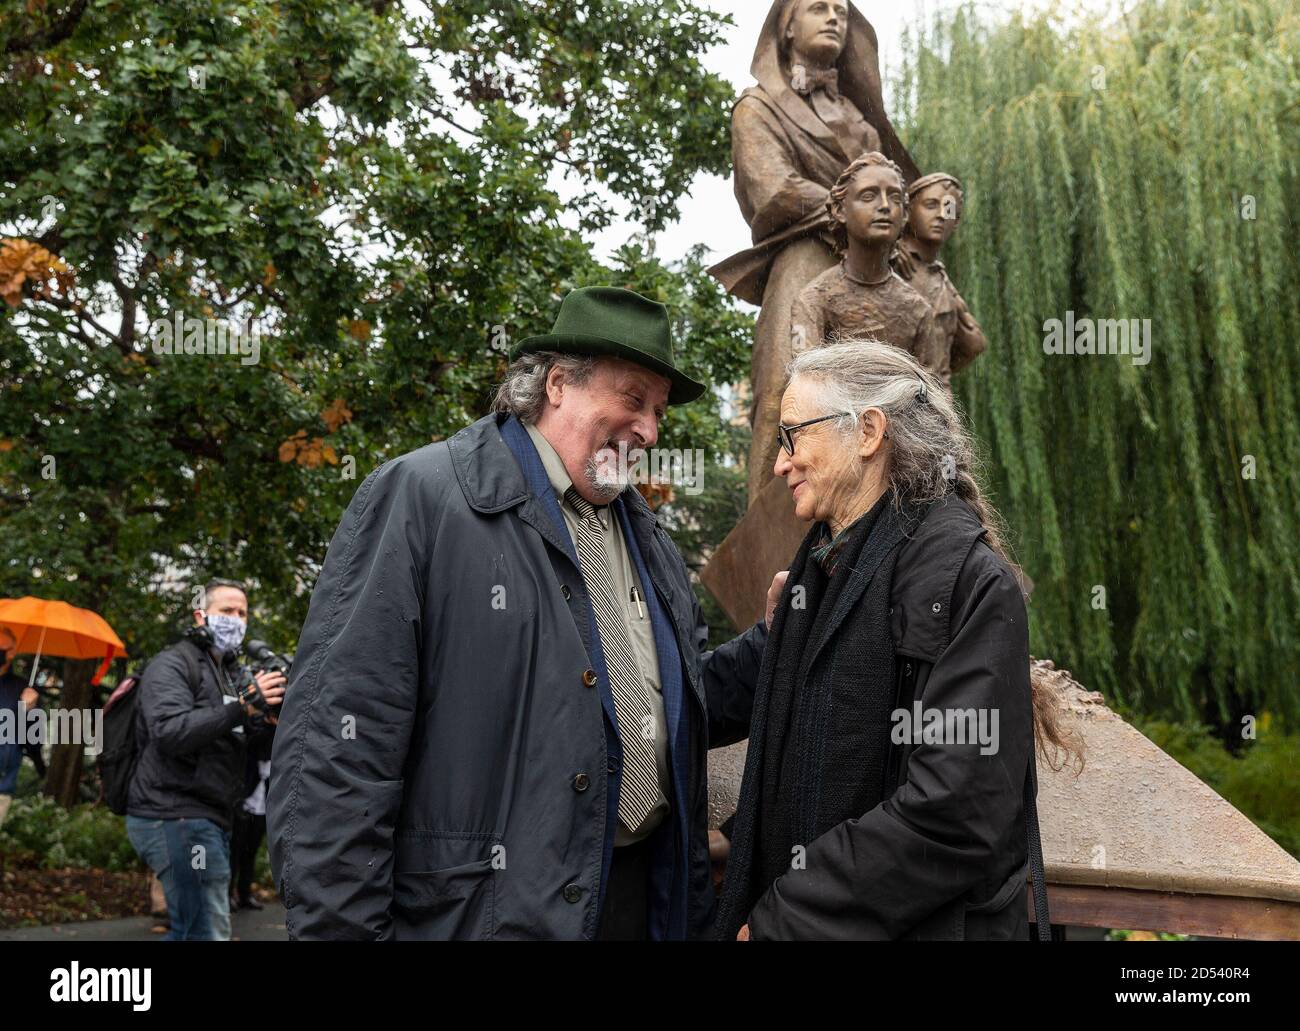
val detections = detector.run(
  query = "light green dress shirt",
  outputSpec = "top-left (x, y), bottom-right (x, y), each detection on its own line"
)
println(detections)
top-left (524, 422), bottom-right (670, 845)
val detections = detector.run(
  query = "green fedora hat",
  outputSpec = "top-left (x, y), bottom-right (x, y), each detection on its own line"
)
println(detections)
top-left (510, 286), bottom-right (706, 405)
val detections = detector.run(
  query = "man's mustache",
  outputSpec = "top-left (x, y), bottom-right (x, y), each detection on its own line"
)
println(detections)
top-left (592, 438), bottom-right (646, 463)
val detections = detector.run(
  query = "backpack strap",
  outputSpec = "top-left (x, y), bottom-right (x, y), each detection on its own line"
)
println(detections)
top-left (171, 639), bottom-right (206, 696)
top-left (1025, 757), bottom-right (1053, 940)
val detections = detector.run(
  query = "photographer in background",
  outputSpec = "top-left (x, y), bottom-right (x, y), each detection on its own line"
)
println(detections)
top-left (125, 579), bottom-right (286, 940)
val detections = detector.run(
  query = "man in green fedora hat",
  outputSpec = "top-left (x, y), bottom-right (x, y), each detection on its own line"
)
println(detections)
top-left (510, 285), bottom-right (706, 406)
top-left (271, 286), bottom-right (782, 941)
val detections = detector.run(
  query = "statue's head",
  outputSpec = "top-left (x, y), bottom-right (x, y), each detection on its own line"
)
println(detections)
top-left (780, 0), bottom-right (850, 69)
top-left (828, 152), bottom-right (908, 252)
top-left (905, 173), bottom-right (964, 246)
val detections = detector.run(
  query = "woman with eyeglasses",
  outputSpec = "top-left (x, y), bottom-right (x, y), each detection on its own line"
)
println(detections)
top-left (713, 340), bottom-right (1077, 940)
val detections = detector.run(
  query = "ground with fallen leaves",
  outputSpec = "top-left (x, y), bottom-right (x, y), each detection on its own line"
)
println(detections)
top-left (0, 863), bottom-right (152, 929)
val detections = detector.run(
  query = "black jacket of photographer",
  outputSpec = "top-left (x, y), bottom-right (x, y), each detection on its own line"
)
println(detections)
top-left (127, 637), bottom-right (254, 832)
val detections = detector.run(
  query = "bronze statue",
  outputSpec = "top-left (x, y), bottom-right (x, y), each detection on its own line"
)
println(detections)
top-left (709, 0), bottom-right (918, 505)
top-left (893, 172), bottom-right (988, 385)
top-left (790, 153), bottom-right (945, 381)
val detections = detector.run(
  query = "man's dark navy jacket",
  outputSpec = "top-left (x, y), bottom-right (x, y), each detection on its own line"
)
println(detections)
top-left (269, 412), bottom-right (766, 939)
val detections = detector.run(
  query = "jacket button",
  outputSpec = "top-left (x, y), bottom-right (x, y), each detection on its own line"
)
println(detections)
top-left (607, 760), bottom-right (617, 775)
top-left (572, 773), bottom-right (590, 792)
top-left (561, 584), bottom-right (571, 600)
top-left (932, 602), bottom-right (942, 614)
top-left (582, 669), bottom-right (597, 687)
top-left (563, 883), bottom-right (582, 903)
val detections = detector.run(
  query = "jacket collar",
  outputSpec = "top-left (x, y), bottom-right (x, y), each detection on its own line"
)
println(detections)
top-left (799, 494), bottom-right (992, 671)
top-left (446, 413), bottom-right (532, 514)
top-left (464, 413), bottom-right (693, 704)
top-left (449, 414), bottom-right (656, 512)
top-left (899, 235), bottom-right (946, 274)
top-left (801, 494), bottom-right (911, 675)
top-left (890, 495), bottom-right (989, 661)
top-left (448, 412), bottom-right (661, 551)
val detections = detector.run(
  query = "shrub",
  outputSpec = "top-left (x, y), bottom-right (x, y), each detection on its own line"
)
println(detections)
top-left (0, 795), bottom-right (141, 872)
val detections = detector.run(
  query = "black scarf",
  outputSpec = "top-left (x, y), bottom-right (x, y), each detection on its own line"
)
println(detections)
top-left (715, 491), bottom-right (920, 939)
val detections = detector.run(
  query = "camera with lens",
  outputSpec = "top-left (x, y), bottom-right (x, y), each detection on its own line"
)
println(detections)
top-left (236, 639), bottom-right (293, 727)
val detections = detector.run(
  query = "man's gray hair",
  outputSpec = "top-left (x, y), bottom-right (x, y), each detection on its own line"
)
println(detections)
top-left (493, 351), bottom-right (599, 424)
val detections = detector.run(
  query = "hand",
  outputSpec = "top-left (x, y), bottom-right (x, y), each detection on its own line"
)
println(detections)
top-left (19, 687), bottom-right (38, 707)
top-left (765, 570), bottom-right (789, 630)
top-left (708, 829), bottom-right (731, 892)
top-left (737, 923), bottom-right (750, 941)
top-left (254, 670), bottom-right (286, 705)
top-left (244, 671), bottom-right (286, 716)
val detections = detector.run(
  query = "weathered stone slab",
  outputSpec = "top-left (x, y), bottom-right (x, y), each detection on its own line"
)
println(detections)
top-left (1031, 660), bottom-right (1300, 905)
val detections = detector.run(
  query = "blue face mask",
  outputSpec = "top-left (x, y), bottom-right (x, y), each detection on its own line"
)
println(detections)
top-left (205, 613), bottom-right (247, 658)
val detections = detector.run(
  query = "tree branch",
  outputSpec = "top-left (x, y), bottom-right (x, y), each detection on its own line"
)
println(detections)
top-left (427, 103), bottom-right (484, 140)
top-left (289, 0), bottom-right (396, 110)
top-left (167, 429), bottom-right (226, 463)
top-left (4, 0), bottom-right (90, 56)
top-left (110, 251), bottom-right (158, 351)
top-left (291, 72), bottom-right (337, 111)
top-left (38, 294), bottom-right (132, 357)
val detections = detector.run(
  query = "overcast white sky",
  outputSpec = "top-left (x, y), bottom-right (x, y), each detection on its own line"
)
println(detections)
top-left (585, 0), bottom-right (1094, 270)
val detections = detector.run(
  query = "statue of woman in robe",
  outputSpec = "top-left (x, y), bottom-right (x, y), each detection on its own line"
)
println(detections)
top-left (710, 0), bottom-right (918, 504)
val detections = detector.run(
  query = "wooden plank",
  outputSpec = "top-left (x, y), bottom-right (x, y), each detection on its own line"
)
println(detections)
top-left (1029, 883), bottom-right (1300, 940)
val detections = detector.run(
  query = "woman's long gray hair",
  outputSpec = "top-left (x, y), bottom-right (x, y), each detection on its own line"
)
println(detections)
top-left (787, 340), bottom-right (1081, 769)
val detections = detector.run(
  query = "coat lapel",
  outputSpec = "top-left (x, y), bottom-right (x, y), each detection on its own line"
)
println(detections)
top-left (801, 508), bottom-right (909, 676)
top-left (516, 494), bottom-right (580, 570)
top-left (450, 413), bottom-right (582, 571)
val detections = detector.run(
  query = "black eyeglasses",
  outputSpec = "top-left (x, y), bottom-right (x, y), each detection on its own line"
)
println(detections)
top-left (777, 413), bottom-right (840, 456)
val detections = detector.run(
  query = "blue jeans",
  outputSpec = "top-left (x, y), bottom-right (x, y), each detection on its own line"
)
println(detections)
top-left (126, 816), bottom-right (231, 940)
top-left (0, 741), bottom-right (20, 795)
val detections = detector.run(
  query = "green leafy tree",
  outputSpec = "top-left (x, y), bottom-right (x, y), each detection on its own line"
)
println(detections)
top-left (0, 0), bottom-right (750, 803)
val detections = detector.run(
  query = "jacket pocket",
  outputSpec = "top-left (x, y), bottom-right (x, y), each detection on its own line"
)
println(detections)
top-left (962, 860), bottom-right (1029, 941)
top-left (392, 829), bottom-right (499, 940)
top-left (190, 740), bottom-right (241, 812)
top-left (392, 859), bottom-right (496, 940)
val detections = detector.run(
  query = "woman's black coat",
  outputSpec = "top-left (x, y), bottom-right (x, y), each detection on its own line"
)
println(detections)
top-left (744, 496), bottom-right (1035, 940)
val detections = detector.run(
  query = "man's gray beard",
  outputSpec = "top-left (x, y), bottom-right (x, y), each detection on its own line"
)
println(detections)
top-left (584, 455), bottom-right (626, 504)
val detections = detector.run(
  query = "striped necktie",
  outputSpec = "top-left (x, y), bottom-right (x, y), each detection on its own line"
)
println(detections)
top-left (563, 486), bottom-right (659, 830)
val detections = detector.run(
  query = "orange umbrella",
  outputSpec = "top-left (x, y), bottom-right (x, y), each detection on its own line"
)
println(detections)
top-left (0, 596), bottom-right (128, 687)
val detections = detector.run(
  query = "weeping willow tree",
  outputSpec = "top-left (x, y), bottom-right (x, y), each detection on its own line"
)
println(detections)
top-left (895, 0), bottom-right (1300, 728)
